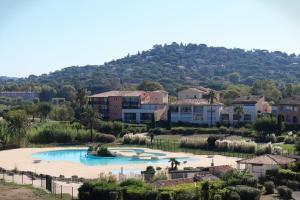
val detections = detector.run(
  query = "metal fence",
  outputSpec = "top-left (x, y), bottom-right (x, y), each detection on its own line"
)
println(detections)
top-left (0, 169), bottom-right (81, 199)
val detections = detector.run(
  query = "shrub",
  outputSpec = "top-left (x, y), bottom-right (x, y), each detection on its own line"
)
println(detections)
top-left (215, 139), bottom-right (257, 153)
top-left (180, 137), bottom-right (207, 149)
top-left (159, 191), bottom-right (174, 200)
top-left (277, 135), bottom-right (285, 143)
top-left (286, 180), bottom-right (299, 190)
top-left (264, 181), bottom-right (275, 194)
top-left (95, 133), bottom-right (116, 143)
top-left (207, 136), bottom-right (220, 150)
top-left (120, 179), bottom-right (145, 187)
top-left (219, 126), bottom-right (229, 134)
top-left (256, 143), bottom-right (272, 155)
top-left (228, 191), bottom-right (240, 200)
top-left (284, 136), bottom-right (295, 144)
top-left (123, 133), bottom-right (148, 145)
top-left (232, 185), bottom-right (261, 200)
top-left (266, 134), bottom-right (276, 143)
top-left (277, 186), bottom-right (292, 199)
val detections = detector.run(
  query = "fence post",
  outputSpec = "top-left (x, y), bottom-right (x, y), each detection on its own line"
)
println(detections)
top-left (61, 185), bottom-right (62, 199)
top-left (22, 172), bottom-right (23, 184)
top-left (72, 187), bottom-right (74, 200)
top-left (12, 174), bottom-right (14, 183)
top-left (32, 175), bottom-right (34, 185)
top-left (41, 176), bottom-right (42, 187)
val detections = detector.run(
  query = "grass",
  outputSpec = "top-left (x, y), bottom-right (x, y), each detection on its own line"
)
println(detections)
top-left (0, 182), bottom-right (73, 200)
top-left (274, 143), bottom-right (296, 154)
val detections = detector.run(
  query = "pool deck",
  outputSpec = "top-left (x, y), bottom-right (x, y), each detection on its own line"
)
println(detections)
top-left (0, 147), bottom-right (239, 179)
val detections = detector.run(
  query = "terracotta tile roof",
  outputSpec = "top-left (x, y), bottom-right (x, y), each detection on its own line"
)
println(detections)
top-left (154, 178), bottom-right (194, 188)
top-left (278, 96), bottom-right (300, 105)
top-left (171, 99), bottom-right (223, 106)
top-left (237, 154), bottom-right (296, 165)
top-left (232, 95), bottom-right (264, 104)
top-left (89, 90), bottom-right (145, 98)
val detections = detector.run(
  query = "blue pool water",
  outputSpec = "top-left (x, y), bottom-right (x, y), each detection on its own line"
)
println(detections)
top-left (32, 148), bottom-right (193, 167)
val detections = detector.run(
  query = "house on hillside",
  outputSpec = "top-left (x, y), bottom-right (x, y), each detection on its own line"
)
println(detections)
top-left (277, 96), bottom-right (300, 125)
top-left (178, 87), bottom-right (219, 101)
top-left (221, 95), bottom-right (271, 125)
top-left (88, 90), bottom-right (168, 123)
top-left (236, 154), bottom-right (295, 177)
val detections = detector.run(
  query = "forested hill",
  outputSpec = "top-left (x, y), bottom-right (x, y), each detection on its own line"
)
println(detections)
top-left (3, 43), bottom-right (300, 95)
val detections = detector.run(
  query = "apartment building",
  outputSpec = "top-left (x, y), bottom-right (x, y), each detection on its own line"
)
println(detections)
top-left (221, 95), bottom-right (271, 125)
top-left (277, 96), bottom-right (300, 125)
top-left (177, 87), bottom-right (220, 101)
top-left (89, 90), bottom-right (168, 123)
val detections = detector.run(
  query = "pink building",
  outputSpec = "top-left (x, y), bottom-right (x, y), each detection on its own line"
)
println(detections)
top-left (89, 90), bottom-right (168, 123)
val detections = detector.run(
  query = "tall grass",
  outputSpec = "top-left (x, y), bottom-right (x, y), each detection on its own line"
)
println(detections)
top-left (215, 139), bottom-right (257, 153)
top-left (122, 133), bottom-right (149, 145)
top-left (180, 137), bottom-right (207, 149)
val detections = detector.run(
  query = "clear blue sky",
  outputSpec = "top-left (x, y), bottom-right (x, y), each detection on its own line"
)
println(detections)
top-left (0, 0), bottom-right (300, 77)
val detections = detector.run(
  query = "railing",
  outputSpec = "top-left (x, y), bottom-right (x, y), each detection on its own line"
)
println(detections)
top-left (0, 169), bottom-right (81, 199)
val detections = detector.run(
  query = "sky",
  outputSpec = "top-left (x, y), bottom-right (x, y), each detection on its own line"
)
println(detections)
top-left (0, 0), bottom-right (300, 77)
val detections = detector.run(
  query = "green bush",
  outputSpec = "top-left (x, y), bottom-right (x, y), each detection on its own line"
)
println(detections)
top-left (277, 135), bottom-right (285, 143)
top-left (277, 186), bottom-right (292, 199)
top-left (266, 134), bottom-right (276, 143)
top-left (120, 179), bottom-right (145, 187)
top-left (207, 136), bottom-right (220, 150)
top-left (284, 136), bottom-right (295, 144)
top-left (27, 122), bottom-right (92, 144)
top-left (228, 191), bottom-right (240, 200)
top-left (264, 181), bottom-right (275, 194)
top-left (95, 133), bottom-right (116, 143)
top-left (159, 191), bottom-right (174, 200)
top-left (286, 180), bottom-right (299, 190)
top-left (232, 185), bottom-right (261, 200)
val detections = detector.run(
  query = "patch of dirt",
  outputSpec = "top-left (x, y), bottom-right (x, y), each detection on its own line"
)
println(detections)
top-left (0, 185), bottom-right (41, 200)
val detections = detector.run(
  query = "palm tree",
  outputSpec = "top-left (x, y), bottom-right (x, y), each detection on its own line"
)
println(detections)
top-left (81, 106), bottom-right (98, 142)
top-left (208, 91), bottom-right (216, 127)
top-left (169, 158), bottom-right (180, 170)
top-left (76, 88), bottom-right (87, 110)
top-left (234, 105), bottom-right (244, 127)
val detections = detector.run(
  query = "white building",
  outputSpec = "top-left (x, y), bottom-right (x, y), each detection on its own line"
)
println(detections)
top-left (169, 99), bottom-right (223, 125)
top-left (221, 96), bottom-right (271, 125)
top-left (237, 154), bottom-right (295, 177)
top-left (178, 87), bottom-right (219, 101)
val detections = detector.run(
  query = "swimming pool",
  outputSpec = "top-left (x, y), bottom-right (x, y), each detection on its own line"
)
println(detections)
top-left (32, 148), bottom-right (193, 167)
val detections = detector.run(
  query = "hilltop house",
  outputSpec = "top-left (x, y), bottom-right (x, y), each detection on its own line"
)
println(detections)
top-left (89, 90), bottom-right (168, 123)
top-left (237, 154), bottom-right (295, 177)
top-left (221, 95), bottom-right (271, 125)
top-left (177, 87), bottom-right (220, 101)
top-left (277, 96), bottom-right (300, 125)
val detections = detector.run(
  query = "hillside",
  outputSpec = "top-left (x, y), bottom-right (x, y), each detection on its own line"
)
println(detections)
top-left (3, 42), bottom-right (300, 95)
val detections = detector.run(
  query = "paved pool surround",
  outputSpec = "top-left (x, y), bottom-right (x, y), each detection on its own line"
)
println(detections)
top-left (0, 147), bottom-right (239, 179)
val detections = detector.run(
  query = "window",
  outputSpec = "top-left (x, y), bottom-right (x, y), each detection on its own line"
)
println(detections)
top-left (284, 105), bottom-right (298, 112)
top-left (233, 114), bottom-right (240, 121)
top-left (181, 106), bottom-right (192, 113)
top-left (221, 114), bottom-right (229, 121)
top-left (140, 113), bottom-right (153, 122)
top-left (170, 106), bottom-right (179, 112)
top-left (124, 113), bottom-right (136, 122)
top-left (244, 114), bottom-right (252, 121)
top-left (194, 106), bottom-right (203, 113)
top-left (193, 113), bottom-right (203, 121)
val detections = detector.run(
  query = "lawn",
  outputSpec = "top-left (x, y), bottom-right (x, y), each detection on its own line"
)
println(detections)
top-left (0, 182), bottom-right (72, 200)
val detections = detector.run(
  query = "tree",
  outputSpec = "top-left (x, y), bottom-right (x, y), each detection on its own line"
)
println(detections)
top-left (228, 72), bottom-right (240, 84)
top-left (277, 114), bottom-right (285, 135)
top-left (76, 88), bottom-right (87, 110)
top-left (234, 106), bottom-right (244, 127)
top-left (253, 117), bottom-right (277, 138)
top-left (23, 103), bottom-right (38, 122)
top-left (0, 121), bottom-right (9, 145)
top-left (201, 181), bottom-right (209, 200)
top-left (56, 85), bottom-right (77, 101)
top-left (208, 90), bottom-right (216, 127)
top-left (169, 158), bottom-right (180, 170)
top-left (38, 103), bottom-right (52, 121)
top-left (49, 104), bottom-right (75, 121)
top-left (5, 109), bottom-right (29, 144)
top-left (251, 80), bottom-right (282, 102)
top-left (39, 85), bottom-right (56, 102)
top-left (81, 106), bottom-right (99, 142)
top-left (136, 81), bottom-right (164, 91)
